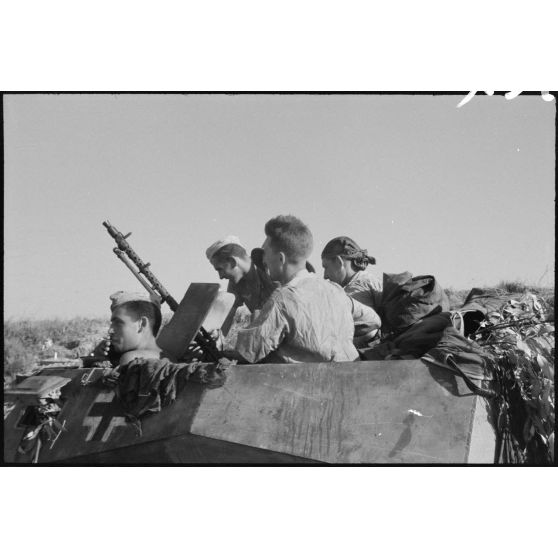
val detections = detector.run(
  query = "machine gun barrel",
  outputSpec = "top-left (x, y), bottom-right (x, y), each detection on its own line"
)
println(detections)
top-left (103, 220), bottom-right (221, 362)
top-left (103, 220), bottom-right (179, 310)
top-left (113, 248), bottom-right (160, 299)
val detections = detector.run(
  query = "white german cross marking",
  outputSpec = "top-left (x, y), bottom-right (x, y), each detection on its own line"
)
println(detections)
top-left (83, 391), bottom-right (127, 442)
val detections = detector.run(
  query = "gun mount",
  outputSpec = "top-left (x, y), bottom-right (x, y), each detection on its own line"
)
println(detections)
top-left (102, 220), bottom-right (223, 362)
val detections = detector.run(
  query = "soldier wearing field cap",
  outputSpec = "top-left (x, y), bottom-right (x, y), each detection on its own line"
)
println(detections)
top-left (206, 235), bottom-right (277, 315)
top-left (108, 291), bottom-right (168, 365)
top-left (88, 291), bottom-right (168, 366)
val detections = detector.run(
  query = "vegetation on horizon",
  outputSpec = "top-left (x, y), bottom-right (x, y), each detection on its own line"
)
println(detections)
top-left (3, 317), bottom-right (109, 385)
top-left (4, 282), bottom-right (553, 379)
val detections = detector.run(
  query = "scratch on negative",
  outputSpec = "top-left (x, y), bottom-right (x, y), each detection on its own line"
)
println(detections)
top-left (408, 409), bottom-right (433, 418)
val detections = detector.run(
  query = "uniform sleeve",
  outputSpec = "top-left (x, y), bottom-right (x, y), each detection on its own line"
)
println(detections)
top-left (350, 296), bottom-right (382, 338)
top-left (234, 295), bottom-right (288, 363)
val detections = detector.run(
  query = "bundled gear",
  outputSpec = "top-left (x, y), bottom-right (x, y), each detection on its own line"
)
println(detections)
top-left (362, 278), bottom-right (498, 397)
top-left (379, 272), bottom-right (450, 336)
top-left (100, 357), bottom-right (233, 433)
top-left (17, 401), bottom-right (66, 463)
top-left (362, 312), bottom-right (453, 360)
top-left (452, 288), bottom-right (510, 336)
top-left (422, 327), bottom-right (496, 397)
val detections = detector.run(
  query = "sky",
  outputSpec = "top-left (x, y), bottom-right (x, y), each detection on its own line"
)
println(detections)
top-left (3, 93), bottom-right (555, 320)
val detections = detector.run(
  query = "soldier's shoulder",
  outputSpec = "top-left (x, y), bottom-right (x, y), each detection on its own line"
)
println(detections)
top-left (320, 277), bottom-right (346, 293)
top-left (354, 267), bottom-right (382, 289)
top-left (119, 348), bottom-right (165, 366)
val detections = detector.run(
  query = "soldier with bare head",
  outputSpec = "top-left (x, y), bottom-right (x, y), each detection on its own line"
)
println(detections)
top-left (227, 215), bottom-right (381, 364)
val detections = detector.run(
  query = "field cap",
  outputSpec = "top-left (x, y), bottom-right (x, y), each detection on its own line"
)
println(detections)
top-left (205, 235), bottom-right (245, 260)
top-left (109, 290), bottom-right (162, 310)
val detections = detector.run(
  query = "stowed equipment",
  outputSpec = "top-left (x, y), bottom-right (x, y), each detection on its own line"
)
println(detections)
top-left (5, 375), bottom-right (71, 463)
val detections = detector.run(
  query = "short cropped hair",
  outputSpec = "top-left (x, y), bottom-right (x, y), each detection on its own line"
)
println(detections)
top-left (211, 243), bottom-right (248, 265)
top-left (120, 300), bottom-right (162, 336)
top-left (264, 215), bottom-right (313, 263)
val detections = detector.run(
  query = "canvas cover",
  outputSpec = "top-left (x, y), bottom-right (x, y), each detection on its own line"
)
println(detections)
top-left (380, 272), bottom-right (450, 335)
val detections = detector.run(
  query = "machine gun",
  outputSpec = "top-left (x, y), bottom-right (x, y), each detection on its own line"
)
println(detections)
top-left (102, 220), bottom-right (222, 362)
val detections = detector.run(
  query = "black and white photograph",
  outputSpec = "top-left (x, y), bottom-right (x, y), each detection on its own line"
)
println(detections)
top-left (1, 3), bottom-right (556, 556)
top-left (3, 92), bottom-right (555, 465)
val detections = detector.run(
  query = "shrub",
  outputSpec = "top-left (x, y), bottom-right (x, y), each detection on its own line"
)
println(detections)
top-left (3, 317), bottom-right (109, 384)
top-left (496, 280), bottom-right (528, 294)
top-left (4, 336), bottom-right (36, 382)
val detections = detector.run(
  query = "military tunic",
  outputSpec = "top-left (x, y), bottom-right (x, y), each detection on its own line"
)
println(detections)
top-left (344, 266), bottom-right (383, 311)
top-left (235, 270), bottom-right (364, 364)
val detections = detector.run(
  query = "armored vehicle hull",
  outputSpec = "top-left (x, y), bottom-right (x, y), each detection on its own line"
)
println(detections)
top-left (4, 359), bottom-right (495, 464)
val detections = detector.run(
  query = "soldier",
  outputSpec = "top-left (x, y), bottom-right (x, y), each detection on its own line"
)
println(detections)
top-left (321, 236), bottom-right (383, 312)
top-left (88, 291), bottom-right (168, 366)
top-left (226, 215), bottom-right (381, 364)
top-left (86, 292), bottom-right (229, 422)
top-left (206, 235), bottom-right (277, 315)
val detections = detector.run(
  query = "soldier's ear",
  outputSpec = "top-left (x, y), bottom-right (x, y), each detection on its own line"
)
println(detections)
top-left (278, 252), bottom-right (286, 266)
top-left (138, 316), bottom-right (149, 332)
top-left (227, 256), bottom-right (238, 268)
top-left (334, 255), bottom-right (344, 268)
